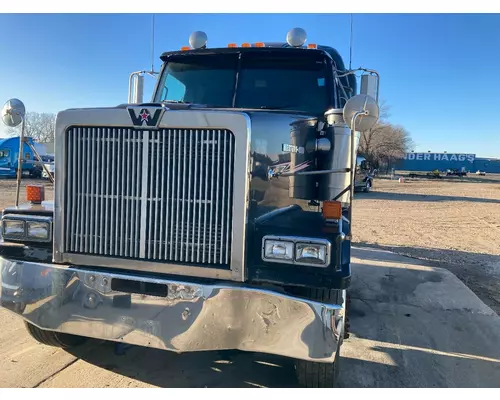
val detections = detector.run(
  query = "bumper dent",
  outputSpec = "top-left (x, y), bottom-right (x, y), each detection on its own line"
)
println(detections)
top-left (0, 257), bottom-right (343, 362)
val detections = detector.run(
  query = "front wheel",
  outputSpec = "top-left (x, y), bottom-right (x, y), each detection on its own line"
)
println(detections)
top-left (291, 288), bottom-right (346, 388)
top-left (295, 345), bottom-right (341, 388)
top-left (24, 322), bottom-right (87, 349)
top-left (364, 180), bottom-right (372, 192)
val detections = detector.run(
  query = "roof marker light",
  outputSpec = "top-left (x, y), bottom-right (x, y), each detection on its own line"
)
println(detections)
top-left (307, 43), bottom-right (317, 49)
top-left (181, 46), bottom-right (191, 51)
top-left (228, 43), bottom-right (238, 48)
top-left (189, 31), bottom-right (208, 49)
top-left (241, 43), bottom-right (251, 47)
top-left (286, 27), bottom-right (307, 47)
top-left (254, 42), bottom-right (265, 47)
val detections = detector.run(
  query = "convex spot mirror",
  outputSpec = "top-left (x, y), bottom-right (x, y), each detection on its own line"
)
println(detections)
top-left (2, 98), bottom-right (26, 127)
top-left (343, 94), bottom-right (379, 132)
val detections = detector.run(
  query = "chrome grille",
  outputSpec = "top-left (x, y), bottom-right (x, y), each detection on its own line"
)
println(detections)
top-left (64, 127), bottom-right (235, 268)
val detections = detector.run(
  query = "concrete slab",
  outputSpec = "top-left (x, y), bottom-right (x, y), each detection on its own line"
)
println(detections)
top-left (0, 246), bottom-right (499, 388)
top-left (339, 247), bottom-right (500, 388)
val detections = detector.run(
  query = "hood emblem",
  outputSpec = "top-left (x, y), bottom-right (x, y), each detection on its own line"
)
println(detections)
top-left (127, 106), bottom-right (167, 129)
top-left (282, 143), bottom-right (304, 154)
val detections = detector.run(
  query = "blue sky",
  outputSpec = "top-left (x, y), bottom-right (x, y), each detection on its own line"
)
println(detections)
top-left (0, 13), bottom-right (499, 157)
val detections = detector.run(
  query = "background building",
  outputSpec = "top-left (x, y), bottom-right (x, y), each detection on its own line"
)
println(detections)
top-left (394, 152), bottom-right (500, 173)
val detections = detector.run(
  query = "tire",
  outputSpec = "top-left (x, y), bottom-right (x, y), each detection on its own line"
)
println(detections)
top-left (24, 322), bottom-right (87, 349)
top-left (364, 180), bottom-right (372, 192)
top-left (295, 343), bottom-right (341, 388)
top-left (292, 288), bottom-right (346, 388)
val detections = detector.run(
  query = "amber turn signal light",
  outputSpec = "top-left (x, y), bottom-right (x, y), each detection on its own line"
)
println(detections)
top-left (322, 201), bottom-right (342, 220)
top-left (26, 185), bottom-right (45, 204)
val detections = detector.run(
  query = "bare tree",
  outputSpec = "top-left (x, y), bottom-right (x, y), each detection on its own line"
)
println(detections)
top-left (371, 124), bottom-right (414, 173)
top-left (6, 111), bottom-right (56, 143)
top-left (358, 99), bottom-right (391, 167)
top-left (357, 100), bottom-right (414, 171)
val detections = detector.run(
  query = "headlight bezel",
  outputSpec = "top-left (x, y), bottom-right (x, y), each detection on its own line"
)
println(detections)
top-left (1, 214), bottom-right (52, 243)
top-left (261, 235), bottom-right (331, 267)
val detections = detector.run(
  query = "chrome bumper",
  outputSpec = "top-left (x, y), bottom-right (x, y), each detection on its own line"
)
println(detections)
top-left (0, 256), bottom-right (344, 363)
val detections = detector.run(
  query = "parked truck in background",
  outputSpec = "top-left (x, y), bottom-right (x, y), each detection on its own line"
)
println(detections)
top-left (0, 28), bottom-right (380, 387)
top-left (0, 136), bottom-right (42, 178)
top-left (354, 156), bottom-right (374, 192)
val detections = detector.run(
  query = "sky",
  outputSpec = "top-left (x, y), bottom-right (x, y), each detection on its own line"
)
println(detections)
top-left (0, 13), bottom-right (499, 158)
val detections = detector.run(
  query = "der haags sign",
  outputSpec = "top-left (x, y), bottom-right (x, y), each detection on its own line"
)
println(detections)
top-left (404, 153), bottom-right (476, 163)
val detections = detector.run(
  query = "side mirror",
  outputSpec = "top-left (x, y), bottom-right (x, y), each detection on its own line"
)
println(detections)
top-left (343, 94), bottom-right (380, 132)
top-left (128, 73), bottom-right (145, 104)
top-left (360, 74), bottom-right (379, 104)
top-left (2, 98), bottom-right (26, 127)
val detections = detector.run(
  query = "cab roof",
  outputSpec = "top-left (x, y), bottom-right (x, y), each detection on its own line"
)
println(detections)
top-left (160, 43), bottom-right (329, 62)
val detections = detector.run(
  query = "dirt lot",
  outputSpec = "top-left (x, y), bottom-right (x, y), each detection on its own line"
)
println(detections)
top-left (1, 174), bottom-right (499, 315)
top-left (353, 174), bottom-right (500, 315)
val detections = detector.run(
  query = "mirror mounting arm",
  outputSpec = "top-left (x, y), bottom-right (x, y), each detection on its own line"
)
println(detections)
top-left (14, 112), bottom-right (26, 207)
top-left (346, 110), bottom-right (369, 240)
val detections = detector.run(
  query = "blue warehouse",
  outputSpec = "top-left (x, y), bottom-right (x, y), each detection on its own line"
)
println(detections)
top-left (394, 152), bottom-right (500, 174)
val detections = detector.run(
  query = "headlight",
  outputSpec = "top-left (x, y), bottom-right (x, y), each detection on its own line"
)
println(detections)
top-left (263, 240), bottom-right (294, 261)
top-left (1, 215), bottom-right (52, 242)
top-left (3, 220), bottom-right (25, 239)
top-left (27, 221), bottom-right (50, 240)
top-left (295, 243), bottom-right (327, 265)
top-left (261, 236), bottom-right (331, 267)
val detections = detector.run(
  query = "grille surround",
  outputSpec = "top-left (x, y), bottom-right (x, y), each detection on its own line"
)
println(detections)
top-left (54, 109), bottom-right (251, 282)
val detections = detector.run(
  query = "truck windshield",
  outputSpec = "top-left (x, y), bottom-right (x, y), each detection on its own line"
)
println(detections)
top-left (0, 150), bottom-right (9, 159)
top-left (154, 52), bottom-right (330, 115)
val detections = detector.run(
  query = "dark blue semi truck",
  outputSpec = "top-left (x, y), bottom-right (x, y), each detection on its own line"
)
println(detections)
top-left (0, 28), bottom-right (380, 387)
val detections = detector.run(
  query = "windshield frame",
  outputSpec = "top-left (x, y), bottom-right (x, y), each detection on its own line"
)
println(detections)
top-left (153, 48), bottom-right (339, 115)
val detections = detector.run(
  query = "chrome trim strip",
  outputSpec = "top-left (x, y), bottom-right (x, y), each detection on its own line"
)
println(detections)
top-left (54, 110), bottom-right (250, 282)
top-left (0, 258), bottom-right (342, 363)
top-left (139, 130), bottom-right (150, 259)
top-left (64, 253), bottom-right (233, 280)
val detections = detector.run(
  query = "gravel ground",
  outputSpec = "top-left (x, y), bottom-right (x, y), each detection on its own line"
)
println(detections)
top-left (353, 174), bottom-right (500, 315)
top-left (1, 174), bottom-right (499, 314)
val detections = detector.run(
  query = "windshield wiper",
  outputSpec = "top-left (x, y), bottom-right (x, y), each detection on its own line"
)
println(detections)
top-left (259, 105), bottom-right (297, 110)
top-left (161, 100), bottom-right (191, 104)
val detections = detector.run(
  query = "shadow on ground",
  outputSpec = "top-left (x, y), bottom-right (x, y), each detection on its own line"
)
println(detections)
top-left (375, 175), bottom-right (500, 185)
top-left (354, 190), bottom-right (500, 204)
top-left (67, 343), bottom-right (298, 388)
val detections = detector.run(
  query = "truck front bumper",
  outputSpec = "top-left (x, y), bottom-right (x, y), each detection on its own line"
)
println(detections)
top-left (0, 256), bottom-right (344, 363)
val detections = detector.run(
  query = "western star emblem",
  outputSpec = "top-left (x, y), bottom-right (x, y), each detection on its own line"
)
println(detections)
top-left (127, 106), bottom-right (167, 128)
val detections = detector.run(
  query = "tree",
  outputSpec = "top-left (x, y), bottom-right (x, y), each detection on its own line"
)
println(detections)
top-left (358, 99), bottom-right (391, 168)
top-left (357, 100), bottom-right (414, 172)
top-left (6, 111), bottom-right (56, 143)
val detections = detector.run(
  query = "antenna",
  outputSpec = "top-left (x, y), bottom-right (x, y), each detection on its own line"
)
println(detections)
top-left (151, 14), bottom-right (155, 72)
top-left (349, 13), bottom-right (353, 70)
